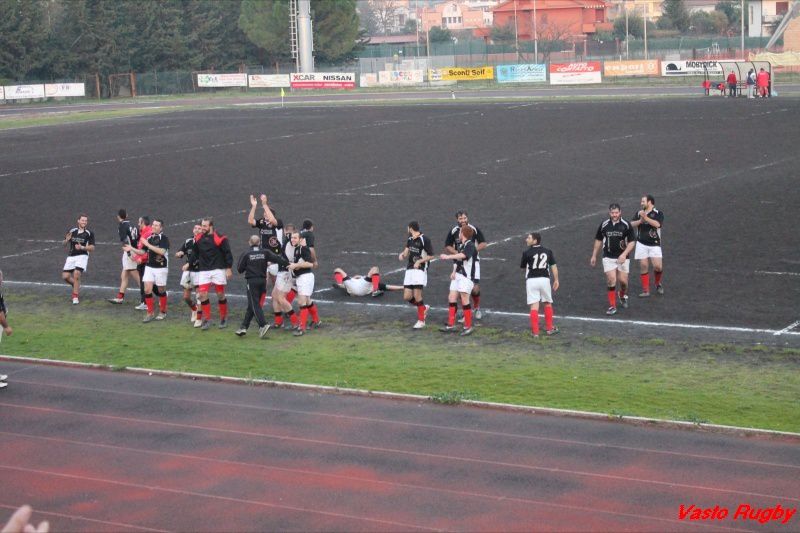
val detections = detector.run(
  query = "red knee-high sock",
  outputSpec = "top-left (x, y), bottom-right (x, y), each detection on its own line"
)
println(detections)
top-left (287, 289), bottom-right (297, 303)
top-left (201, 300), bottom-right (211, 320)
top-left (448, 303), bottom-right (457, 326)
top-left (530, 309), bottom-right (540, 335)
top-left (463, 304), bottom-right (473, 329)
top-left (259, 292), bottom-right (267, 307)
top-left (145, 294), bottom-right (154, 314)
top-left (334, 272), bottom-right (344, 285)
top-left (641, 273), bottom-right (650, 293)
top-left (288, 309), bottom-right (298, 326)
top-left (471, 294), bottom-right (480, 309)
top-left (654, 271), bottom-right (663, 286)
top-left (159, 295), bottom-right (167, 314)
top-left (372, 274), bottom-right (380, 292)
top-left (274, 312), bottom-right (284, 326)
top-left (544, 306), bottom-right (554, 331)
top-left (117, 292), bottom-right (125, 300)
top-left (309, 302), bottom-right (319, 323)
top-left (607, 287), bottom-right (616, 307)
top-left (416, 301), bottom-right (426, 321)
top-left (299, 306), bottom-right (309, 331)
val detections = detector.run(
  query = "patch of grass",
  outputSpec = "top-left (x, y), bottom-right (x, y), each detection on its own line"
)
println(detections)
top-left (2, 296), bottom-right (799, 432)
top-left (0, 106), bottom-right (188, 130)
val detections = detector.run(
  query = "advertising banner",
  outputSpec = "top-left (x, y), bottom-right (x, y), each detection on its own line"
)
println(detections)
top-left (248, 74), bottom-right (290, 88)
top-left (290, 72), bottom-right (356, 89)
top-left (661, 60), bottom-right (723, 76)
top-left (0, 87), bottom-right (4, 100)
top-left (4, 84), bottom-right (46, 99)
top-left (45, 83), bottom-right (86, 97)
top-left (378, 70), bottom-right (424, 85)
top-left (360, 73), bottom-right (378, 88)
top-left (496, 64), bottom-right (547, 83)
top-left (429, 67), bottom-right (494, 81)
top-left (549, 62), bottom-right (602, 85)
top-left (197, 73), bottom-right (247, 87)
top-left (604, 60), bottom-right (660, 77)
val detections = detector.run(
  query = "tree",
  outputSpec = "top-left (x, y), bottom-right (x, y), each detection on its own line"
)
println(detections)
top-left (490, 22), bottom-right (516, 45)
top-left (126, 0), bottom-right (188, 71)
top-left (428, 26), bottom-right (453, 43)
top-left (364, 0), bottom-right (399, 35)
top-left (0, 0), bottom-right (49, 81)
top-left (613, 12), bottom-right (644, 40)
top-left (534, 21), bottom-right (571, 63)
top-left (312, 0), bottom-right (362, 62)
top-left (715, 1), bottom-right (740, 30)
top-left (660, 0), bottom-right (690, 32)
top-left (239, 0), bottom-right (292, 67)
top-left (402, 18), bottom-right (417, 34)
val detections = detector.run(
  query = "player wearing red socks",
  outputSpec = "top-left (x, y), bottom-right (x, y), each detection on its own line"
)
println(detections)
top-left (520, 232), bottom-right (559, 337)
top-left (590, 203), bottom-right (635, 316)
top-left (439, 225), bottom-right (479, 336)
top-left (632, 195), bottom-right (665, 298)
top-left (194, 217), bottom-right (234, 330)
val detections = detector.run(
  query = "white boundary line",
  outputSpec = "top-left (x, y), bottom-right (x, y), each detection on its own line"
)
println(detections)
top-left (1, 354), bottom-right (798, 440)
top-left (3, 279), bottom-right (799, 337)
top-left (756, 271), bottom-right (800, 277)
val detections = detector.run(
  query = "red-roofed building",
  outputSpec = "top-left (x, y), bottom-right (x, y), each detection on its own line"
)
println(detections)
top-left (492, 0), bottom-right (610, 41)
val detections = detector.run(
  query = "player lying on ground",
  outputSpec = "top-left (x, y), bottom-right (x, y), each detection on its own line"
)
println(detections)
top-left (332, 267), bottom-right (403, 297)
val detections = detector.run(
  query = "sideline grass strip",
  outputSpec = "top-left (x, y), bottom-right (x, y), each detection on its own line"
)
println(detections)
top-left (3, 297), bottom-right (799, 432)
top-left (0, 106), bottom-right (185, 130)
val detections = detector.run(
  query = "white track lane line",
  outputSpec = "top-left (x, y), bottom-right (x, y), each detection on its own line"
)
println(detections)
top-left (3, 280), bottom-right (798, 337)
top-left (774, 320), bottom-right (800, 336)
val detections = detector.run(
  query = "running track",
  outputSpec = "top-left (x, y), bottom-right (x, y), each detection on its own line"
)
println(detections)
top-left (1, 360), bottom-right (798, 531)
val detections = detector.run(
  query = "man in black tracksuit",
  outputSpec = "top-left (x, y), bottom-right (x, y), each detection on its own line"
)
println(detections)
top-left (235, 235), bottom-right (288, 338)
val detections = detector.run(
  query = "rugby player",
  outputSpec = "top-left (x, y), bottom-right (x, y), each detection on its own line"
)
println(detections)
top-left (108, 209), bottom-right (140, 304)
top-left (248, 194), bottom-right (282, 298)
top-left (235, 235), bottom-right (288, 338)
top-left (61, 214), bottom-right (95, 305)
top-left (0, 270), bottom-right (12, 341)
top-left (133, 216), bottom-right (152, 310)
top-left (439, 225), bottom-right (478, 336)
top-left (520, 232), bottom-right (559, 337)
top-left (287, 231), bottom-right (316, 336)
top-left (444, 210), bottom-right (487, 319)
top-left (590, 203), bottom-right (635, 315)
top-left (399, 221), bottom-right (434, 329)
top-left (271, 224), bottom-right (300, 330)
top-left (332, 266), bottom-right (402, 296)
top-left (175, 224), bottom-right (203, 325)
top-left (300, 219), bottom-right (321, 326)
top-left (194, 217), bottom-right (234, 330)
top-left (631, 195), bottom-right (665, 297)
top-left (127, 219), bottom-right (169, 323)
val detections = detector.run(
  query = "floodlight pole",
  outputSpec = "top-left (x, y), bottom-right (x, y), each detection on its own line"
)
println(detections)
top-left (514, 0), bottom-right (520, 61)
top-left (625, 0), bottom-right (629, 59)
top-left (533, 0), bottom-right (538, 62)
top-left (297, 0), bottom-right (314, 73)
top-left (740, 0), bottom-right (745, 59)
top-left (643, 2), bottom-right (648, 60)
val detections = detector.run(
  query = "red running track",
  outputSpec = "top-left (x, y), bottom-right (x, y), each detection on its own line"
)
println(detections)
top-left (0, 360), bottom-right (798, 532)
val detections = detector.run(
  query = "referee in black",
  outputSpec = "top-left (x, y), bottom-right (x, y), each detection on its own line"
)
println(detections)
top-left (236, 236), bottom-right (288, 338)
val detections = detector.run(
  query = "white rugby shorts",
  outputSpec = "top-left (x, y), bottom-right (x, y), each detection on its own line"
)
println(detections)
top-left (296, 272), bottom-right (315, 297)
top-left (267, 263), bottom-right (280, 277)
top-left (122, 252), bottom-right (138, 271)
top-left (634, 243), bottom-right (663, 260)
top-left (275, 272), bottom-right (293, 293)
top-left (526, 277), bottom-right (553, 305)
top-left (180, 271), bottom-right (199, 289)
top-left (449, 273), bottom-right (474, 295)
top-left (63, 255), bottom-right (89, 272)
top-left (344, 277), bottom-right (372, 296)
top-left (143, 266), bottom-right (168, 286)
top-left (403, 269), bottom-right (427, 287)
top-left (602, 257), bottom-right (630, 273)
top-left (197, 269), bottom-right (227, 286)
top-left (471, 261), bottom-right (481, 282)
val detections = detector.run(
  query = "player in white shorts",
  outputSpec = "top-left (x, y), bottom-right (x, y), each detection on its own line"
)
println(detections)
top-left (127, 218), bottom-right (170, 323)
top-left (332, 266), bottom-right (403, 297)
top-left (287, 231), bottom-right (316, 336)
top-left (176, 224), bottom-right (203, 324)
top-left (399, 221), bottom-right (434, 329)
top-left (590, 203), bottom-right (635, 316)
top-left (439, 225), bottom-right (478, 336)
top-left (108, 209), bottom-right (141, 305)
top-left (631, 194), bottom-right (665, 297)
top-left (520, 232), bottom-right (560, 337)
top-left (62, 214), bottom-right (95, 305)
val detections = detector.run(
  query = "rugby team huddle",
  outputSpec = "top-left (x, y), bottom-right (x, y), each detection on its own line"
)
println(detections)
top-left (59, 193), bottom-right (665, 339)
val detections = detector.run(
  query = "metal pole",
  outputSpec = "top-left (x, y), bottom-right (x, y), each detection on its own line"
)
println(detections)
top-left (514, 0), bottom-right (519, 61)
top-left (625, 1), bottom-right (629, 59)
top-left (534, 0), bottom-right (538, 62)
top-left (643, 2), bottom-right (648, 60)
top-left (416, 0), bottom-right (420, 58)
top-left (740, 0), bottom-right (745, 58)
top-left (297, 0), bottom-right (314, 73)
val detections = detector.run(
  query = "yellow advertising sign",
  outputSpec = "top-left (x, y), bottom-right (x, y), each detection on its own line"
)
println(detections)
top-left (604, 60), bottom-right (660, 77)
top-left (430, 67), bottom-right (495, 81)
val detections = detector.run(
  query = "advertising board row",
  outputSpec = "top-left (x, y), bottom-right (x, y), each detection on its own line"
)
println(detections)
top-left (197, 72), bottom-right (356, 89)
top-left (1, 83), bottom-right (85, 100)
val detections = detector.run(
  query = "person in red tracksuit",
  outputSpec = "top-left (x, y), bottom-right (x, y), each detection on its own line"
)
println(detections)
top-left (726, 71), bottom-right (737, 97)
top-left (193, 217), bottom-right (234, 330)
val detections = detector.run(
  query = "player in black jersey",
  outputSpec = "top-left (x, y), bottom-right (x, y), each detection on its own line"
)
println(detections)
top-left (127, 219), bottom-right (169, 323)
top-left (299, 219), bottom-right (321, 326)
top-left (439, 226), bottom-right (479, 336)
top-left (235, 235), bottom-right (289, 338)
top-left (631, 194), bottom-right (665, 297)
top-left (248, 194), bottom-right (283, 285)
top-left (520, 232), bottom-right (559, 337)
top-left (0, 270), bottom-right (12, 343)
top-left (109, 209), bottom-right (141, 304)
top-left (287, 231), bottom-right (317, 336)
top-left (176, 224), bottom-right (203, 325)
top-left (399, 221), bottom-right (434, 329)
top-left (590, 203), bottom-right (635, 315)
top-left (62, 214), bottom-right (95, 305)
top-left (444, 211), bottom-right (487, 319)
top-left (272, 225), bottom-right (300, 330)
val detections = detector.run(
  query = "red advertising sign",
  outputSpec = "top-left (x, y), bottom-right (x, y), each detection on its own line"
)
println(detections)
top-left (549, 62), bottom-right (603, 85)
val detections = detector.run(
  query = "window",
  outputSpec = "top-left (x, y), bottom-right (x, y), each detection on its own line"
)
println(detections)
top-left (776, 2), bottom-right (788, 15)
